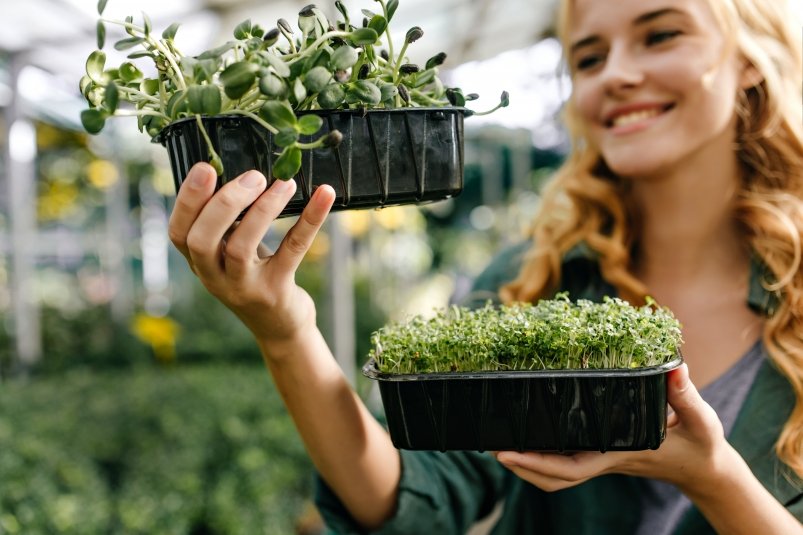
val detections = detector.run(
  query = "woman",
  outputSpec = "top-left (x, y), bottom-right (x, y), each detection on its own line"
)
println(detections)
top-left (167, 0), bottom-right (803, 532)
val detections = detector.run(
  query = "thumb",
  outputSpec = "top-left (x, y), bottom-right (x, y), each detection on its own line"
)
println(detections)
top-left (666, 363), bottom-right (710, 431)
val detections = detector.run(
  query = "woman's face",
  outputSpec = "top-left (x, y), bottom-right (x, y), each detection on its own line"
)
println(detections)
top-left (567, 0), bottom-right (750, 179)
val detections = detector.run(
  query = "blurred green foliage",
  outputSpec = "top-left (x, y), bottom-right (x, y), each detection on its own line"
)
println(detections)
top-left (0, 364), bottom-right (315, 534)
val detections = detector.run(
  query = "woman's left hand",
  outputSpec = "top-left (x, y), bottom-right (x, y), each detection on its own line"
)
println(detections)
top-left (494, 363), bottom-right (729, 495)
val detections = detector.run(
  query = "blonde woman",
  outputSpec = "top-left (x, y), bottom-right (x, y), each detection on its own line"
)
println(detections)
top-left (167, 0), bottom-right (803, 531)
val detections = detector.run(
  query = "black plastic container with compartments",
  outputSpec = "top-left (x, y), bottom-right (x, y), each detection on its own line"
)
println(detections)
top-left (362, 356), bottom-right (683, 453)
top-left (156, 107), bottom-right (465, 217)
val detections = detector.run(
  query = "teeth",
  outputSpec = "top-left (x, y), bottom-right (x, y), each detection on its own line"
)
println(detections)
top-left (611, 108), bottom-right (662, 127)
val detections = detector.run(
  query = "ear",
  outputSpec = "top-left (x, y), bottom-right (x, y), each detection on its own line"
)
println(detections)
top-left (739, 60), bottom-right (763, 90)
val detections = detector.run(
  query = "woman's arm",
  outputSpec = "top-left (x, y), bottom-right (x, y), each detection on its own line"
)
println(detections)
top-left (494, 364), bottom-right (802, 533)
top-left (168, 163), bottom-right (400, 530)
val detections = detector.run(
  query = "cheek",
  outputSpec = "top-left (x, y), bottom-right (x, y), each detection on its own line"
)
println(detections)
top-left (570, 84), bottom-right (602, 128)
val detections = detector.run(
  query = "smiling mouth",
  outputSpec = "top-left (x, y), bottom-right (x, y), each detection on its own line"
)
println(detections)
top-left (606, 104), bottom-right (675, 128)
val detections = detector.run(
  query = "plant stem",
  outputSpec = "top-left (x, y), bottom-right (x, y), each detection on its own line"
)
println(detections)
top-left (377, 0), bottom-right (395, 64)
top-left (116, 86), bottom-right (160, 104)
top-left (220, 109), bottom-right (279, 134)
top-left (284, 31), bottom-right (351, 64)
top-left (114, 109), bottom-right (171, 120)
top-left (195, 115), bottom-right (224, 176)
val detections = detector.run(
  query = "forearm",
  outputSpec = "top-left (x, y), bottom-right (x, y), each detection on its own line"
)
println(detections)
top-left (683, 443), bottom-right (802, 534)
top-left (260, 327), bottom-right (401, 531)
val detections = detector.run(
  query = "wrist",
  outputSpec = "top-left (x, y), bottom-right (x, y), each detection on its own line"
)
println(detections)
top-left (678, 440), bottom-right (745, 501)
top-left (256, 325), bottom-right (325, 364)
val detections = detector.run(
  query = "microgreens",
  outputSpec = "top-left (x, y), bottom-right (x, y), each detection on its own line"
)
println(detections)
top-left (371, 294), bottom-right (683, 374)
top-left (81, 0), bottom-right (509, 179)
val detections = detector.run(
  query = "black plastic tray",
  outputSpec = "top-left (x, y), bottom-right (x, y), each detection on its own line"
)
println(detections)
top-left (363, 357), bottom-right (683, 452)
top-left (156, 108), bottom-right (465, 217)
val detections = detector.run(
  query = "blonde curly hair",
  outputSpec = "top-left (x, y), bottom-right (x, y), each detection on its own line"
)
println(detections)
top-left (500, 0), bottom-right (803, 478)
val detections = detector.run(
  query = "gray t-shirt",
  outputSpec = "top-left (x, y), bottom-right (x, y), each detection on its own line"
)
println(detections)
top-left (635, 340), bottom-right (766, 535)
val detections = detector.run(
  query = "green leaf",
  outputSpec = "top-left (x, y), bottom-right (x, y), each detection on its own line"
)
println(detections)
top-left (349, 28), bottom-right (378, 46)
top-left (142, 12), bottom-right (152, 36)
top-left (96, 21), bottom-right (106, 49)
top-left (361, 9), bottom-right (377, 19)
top-left (119, 62), bottom-right (144, 83)
top-left (194, 59), bottom-right (220, 84)
top-left (127, 51), bottom-right (155, 60)
top-left (141, 78), bottom-right (160, 96)
top-left (258, 72), bottom-right (286, 98)
top-left (346, 80), bottom-right (381, 106)
top-left (379, 83), bottom-right (397, 102)
top-left (297, 114), bottom-right (323, 135)
top-left (259, 101), bottom-right (297, 130)
top-left (274, 128), bottom-right (299, 148)
top-left (187, 85), bottom-right (222, 115)
top-left (302, 66), bottom-right (332, 94)
top-left (368, 15), bottom-right (387, 36)
top-left (292, 77), bottom-right (307, 104)
top-left (114, 37), bottom-right (145, 51)
top-left (219, 61), bottom-right (258, 100)
top-left (386, 0), bottom-right (399, 21)
top-left (298, 11), bottom-right (316, 35)
top-left (79, 75), bottom-right (93, 98)
top-left (197, 41), bottom-right (236, 60)
top-left (273, 146), bottom-right (302, 180)
top-left (86, 51), bottom-right (106, 83)
top-left (104, 82), bottom-right (119, 113)
top-left (81, 109), bottom-right (106, 134)
top-left (234, 19), bottom-right (252, 40)
top-left (316, 83), bottom-right (345, 109)
top-left (162, 23), bottom-right (181, 40)
top-left (97, 0), bottom-right (108, 15)
top-left (166, 89), bottom-right (188, 118)
top-left (329, 46), bottom-right (359, 71)
top-left (262, 53), bottom-right (291, 78)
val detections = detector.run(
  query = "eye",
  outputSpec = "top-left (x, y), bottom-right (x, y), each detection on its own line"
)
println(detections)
top-left (646, 30), bottom-right (681, 46)
top-left (575, 53), bottom-right (605, 71)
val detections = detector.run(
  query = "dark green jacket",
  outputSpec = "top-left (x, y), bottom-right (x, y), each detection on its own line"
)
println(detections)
top-left (316, 242), bottom-right (803, 534)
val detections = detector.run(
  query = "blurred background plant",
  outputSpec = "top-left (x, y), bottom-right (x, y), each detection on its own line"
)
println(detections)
top-left (0, 0), bottom-right (571, 532)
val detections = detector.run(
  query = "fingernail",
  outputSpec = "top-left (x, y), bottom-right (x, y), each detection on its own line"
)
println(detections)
top-left (271, 178), bottom-right (295, 193)
top-left (188, 166), bottom-right (213, 189)
top-left (239, 171), bottom-right (265, 189)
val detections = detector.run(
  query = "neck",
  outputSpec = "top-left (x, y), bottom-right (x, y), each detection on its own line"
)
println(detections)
top-left (631, 146), bottom-right (748, 282)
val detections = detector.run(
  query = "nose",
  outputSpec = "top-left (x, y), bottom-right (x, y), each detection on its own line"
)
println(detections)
top-left (599, 44), bottom-right (643, 93)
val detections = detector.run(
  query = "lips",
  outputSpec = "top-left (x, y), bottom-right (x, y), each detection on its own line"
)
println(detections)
top-left (604, 103), bottom-right (675, 128)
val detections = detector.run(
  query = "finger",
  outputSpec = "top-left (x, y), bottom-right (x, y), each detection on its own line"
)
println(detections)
top-left (666, 363), bottom-right (713, 431)
top-left (186, 170), bottom-right (267, 281)
top-left (168, 162), bottom-right (218, 260)
top-left (496, 451), bottom-right (612, 482)
top-left (504, 465), bottom-right (581, 492)
top-left (272, 185), bottom-right (336, 275)
top-left (223, 179), bottom-right (298, 279)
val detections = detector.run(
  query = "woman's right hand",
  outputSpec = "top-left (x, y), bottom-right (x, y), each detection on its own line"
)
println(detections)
top-left (167, 162), bottom-right (336, 360)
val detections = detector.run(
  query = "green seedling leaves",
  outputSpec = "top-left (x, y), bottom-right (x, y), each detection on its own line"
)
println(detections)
top-left (197, 41), bottom-right (236, 60)
top-left (425, 52), bottom-right (447, 70)
top-left (259, 72), bottom-right (286, 98)
top-left (166, 89), bottom-right (188, 117)
top-left (187, 85), bottom-right (222, 115)
top-left (104, 82), bottom-right (119, 112)
top-left (162, 23), bottom-right (180, 40)
top-left (143, 12), bottom-right (152, 36)
top-left (262, 53), bottom-right (291, 78)
top-left (379, 82), bottom-right (398, 102)
top-left (292, 77), bottom-right (307, 104)
top-left (86, 50), bottom-right (106, 83)
top-left (81, 109), bottom-right (106, 134)
top-left (317, 83), bottom-right (345, 108)
top-left (349, 28), bottom-right (378, 46)
top-left (141, 78), bottom-right (160, 95)
top-left (114, 37), bottom-right (145, 51)
top-left (96, 21), bottom-right (106, 49)
top-left (346, 80), bottom-right (381, 106)
top-left (273, 146), bottom-right (302, 180)
top-left (367, 15), bottom-right (387, 36)
top-left (405, 26), bottom-right (423, 44)
top-left (119, 62), bottom-right (144, 83)
top-left (303, 66), bottom-right (332, 94)
top-left (234, 19), bottom-right (252, 40)
top-left (219, 61), bottom-right (259, 99)
top-left (274, 128), bottom-right (299, 148)
top-left (97, 0), bottom-right (108, 15)
top-left (79, 75), bottom-right (93, 99)
top-left (259, 101), bottom-right (297, 130)
top-left (386, 0), bottom-right (399, 21)
top-left (297, 114), bottom-right (323, 135)
top-left (298, 9), bottom-right (316, 35)
top-left (329, 45), bottom-right (358, 71)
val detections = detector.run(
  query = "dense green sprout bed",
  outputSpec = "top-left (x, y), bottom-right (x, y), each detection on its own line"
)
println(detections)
top-left (371, 295), bottom-right (683, 374)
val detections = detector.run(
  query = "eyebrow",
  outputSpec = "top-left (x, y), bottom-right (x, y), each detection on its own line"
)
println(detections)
top-left (569, 8), bottom-right (685, 54)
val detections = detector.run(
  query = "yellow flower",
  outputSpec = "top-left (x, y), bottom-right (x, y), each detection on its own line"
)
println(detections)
top-left (131, 313), bottom-right (180, 363)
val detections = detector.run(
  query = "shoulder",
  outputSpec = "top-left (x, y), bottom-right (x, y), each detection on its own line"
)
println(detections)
top-left (461, 241), bottom-right (533, 308)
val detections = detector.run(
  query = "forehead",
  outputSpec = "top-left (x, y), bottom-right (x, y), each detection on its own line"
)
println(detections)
top-left (568, 0), bottom-right (715, 38)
